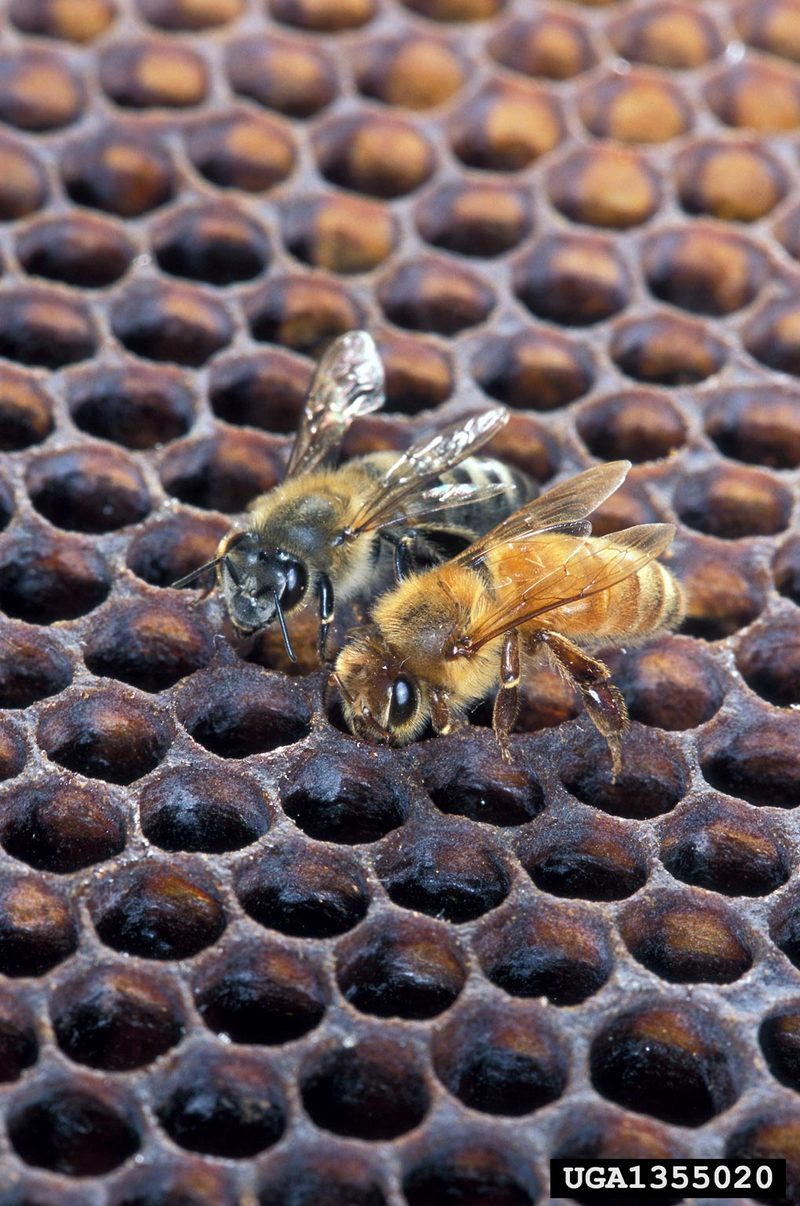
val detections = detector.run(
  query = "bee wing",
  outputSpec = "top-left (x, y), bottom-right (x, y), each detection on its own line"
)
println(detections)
top-left (285, 330), bottom-right (385, 479)
top-left (377, 480), bottom-right (510, 527)
top-left (455, 460), bottom-right (631, 567)
top-left (454, 523), bottom-right (676, 653)
top-left (343, 407), bottom-right (509, 537)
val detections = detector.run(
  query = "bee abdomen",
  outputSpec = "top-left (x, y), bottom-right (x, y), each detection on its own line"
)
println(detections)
top-left (603, 561), bottom-right (683, 642)
top-left (441, 457), bottom-right (536, 534)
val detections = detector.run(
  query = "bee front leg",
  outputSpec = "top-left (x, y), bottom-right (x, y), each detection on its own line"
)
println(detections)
top-left (493, 629), bottom-right (520, 763)
top-left (317, 574), bottom-right (334, 663)
top-left (429, 688), bottom-right (455, 736)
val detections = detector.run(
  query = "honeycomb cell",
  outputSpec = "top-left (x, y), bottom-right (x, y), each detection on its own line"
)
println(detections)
top-left (210, 350), bottom-right (307, 436)
top-left (0, 623), bottom-right (72, 708)
top-left (608, 3), bottom-right (724, 69)
top-left (0, 990), bottom-right (36, 1083)
top-left (68, 362), bottom-right (194, 450)
top-left (314, 114), bottom-right (434, 199)
top-left (281, 748), bottom-right (406, 843)
top-left (0, 717), bottom-right (26, 783)
top-left (761, 1005), bottom-right (800, 1092)
top-left (99, 41), bottom-right (208, 109)
top-left (7, 1080), bottom-right (140, 1176)
top-left (737, 615), bottom-right (800, 708)
top-left (433, 997), bottom-right (566, 1116)
top-left (378, 257), bottom-right (495, 335)
top-left (673, 536), bottom-right (765, 640)
top-left (26, 446), bottom-right (150, 534)
top-left (336, 912), bottom-right (467, 1019)
top-left (489, 13), bottom-right (597, 80)
top-left (138, 0), bottom-right (242, 29)
top-left (419, 740), bottom-right (543, 826)
top-left (177, 665), bottom-right (311, 757)
top-left (483, 411), bottom-right (559, 483)
top-left (51, 965), bottom-right (184, 1071)
top-left (552, 1107), bottom-right (682, 1206)
top-left (375, 816), bottom-right (511, 921)
top-left (474, 899), bottom-right (612, 1006)
top-left (746, 297), bottom-right (800, 377)
top-left (376, 332), bottom-right (453, 414)
top-left (185, 112), bottom-right (296, 193)
top-left (736, 0), bottom-right (800, 62)
top-left (402, 1132), bottom-right (538, 1206)
top-left (270, 0), bottom-right (374, 29)
top-left (38, 686), bottom-right (172, 784)
top-left (611, 313), bottom-right (726, 384)
top-left (449, 80), bottom-right (564, 171)
top-left (17, 213), bottom-right (134, 289)
top-left (0, 48), bottom-right (84, 131)
top-left (245, 274), bottom-right (362, 353)
top-left (356, 35), bottom-right (464, 110)
top-left (193, 938), bottom-right (326, 1044)
top-left (110, 1162), bottom-right (241, 1206)
top-left (777, 201), bottom-right (800, 264)
top-left (561, 724), bottom-right (688, 819)
top-left (576, 389), bottom-right (685, 463)
top-left (156, 1045), bottom-right (286, 1158)
top-left (514, 233), bottom-right (631, 326)
top-left (110, 280), bottom-right (234, 367)
top-left (590, 1001), bottom-right (739, 1126)
top-left (548, 146), bottom-right (661, 228)
top-left (619, 891), bottom-right (753, 983)
top-left (139, 763), bottom-right (270, 852)
top-left (0, 872), bottom-right (78, 976)
top-left (153, 203), bottom-right (270, 285)
top-left (704, 384), bottom-right (800, 469)
top-left (775, 534), bottom-right (800, 605)
top-left (674, 464), bottom-right (792, 540)
top-left (415, 181), bottom-right (532, 258)
top-left (521, 809), bottom-right (647, 902)
top-left (660, 794), bottom-right (789, 897)
top-left (11, 0), bottom-right (115, 40)
top-left (705, 62), bottom-right (800, 131)
top-left (643, 225), bottom-right (768, 316)
top-left (613, 635), bottom-right (724, 730)
top-left (300, 1034), bottom-right (429, 1140)
top-left (90, 860), bottom-right (226, 959)
top-left (0, 133), bottom-right (48, 220)
top-left (0, 776), bottom-right (125, 873)
top-left (0, 287), bottom-right (96, 369)
top-left (727, 1110), bottom-right (800, 1205)
top-left (579, 71), bottom-right (693, 144)
top-left (258, 1144), bottom-right (387, 1206)
top-left (235, 838), bottom-right (370, 938)
top-left (700, 712), bottom-right (800, 808)
top-left (60, 127), bottom-right (175, 217)
top-left (159, 428), bottom-right (283, 511)
top-left (127, 511), bottom-right (229, 588)
top-left (0, 522), bottom-right (111, 623)
top-left (282, 194), bottom-right (396, 274)
top-left (675, 138), bottom-right (787, 222)
top-left (474, 327), bottom-right (594, 411)
top-left (226, 34), bottom-right (337, 118)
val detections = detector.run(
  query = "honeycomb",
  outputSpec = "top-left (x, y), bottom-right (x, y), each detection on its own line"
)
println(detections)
top-left (0, 0), bottom-right (799, 1202)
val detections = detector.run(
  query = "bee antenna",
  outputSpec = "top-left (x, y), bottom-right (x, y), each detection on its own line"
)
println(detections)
top-left (171, 556), bottom-right (225, 590)
top-left (272, 590), bottom-right (298, 663)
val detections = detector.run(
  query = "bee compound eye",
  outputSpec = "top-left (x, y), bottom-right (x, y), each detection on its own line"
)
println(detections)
top-left (282, 559), bottom-right (307, 610)
top-left (389, 676), bottom-right (417, 727)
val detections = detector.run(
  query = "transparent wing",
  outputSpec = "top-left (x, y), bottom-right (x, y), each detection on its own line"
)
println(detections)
top-left (455, 460), bottom-right (631, 569)
top-left (454, 523), bottom-right (676, 653)
top-left (376, 480), bottom-right (509, 528)
top-left (342, 407), bottom-right (509, 538)
top-left (285, 330), bottom-right (385, 479)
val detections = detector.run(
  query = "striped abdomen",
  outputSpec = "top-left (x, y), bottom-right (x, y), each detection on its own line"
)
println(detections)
top-left (438, 456), bottom-right (536, 536)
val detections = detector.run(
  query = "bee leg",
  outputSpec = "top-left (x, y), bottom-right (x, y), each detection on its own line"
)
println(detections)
top-left (317, 574), bottom-right (334, 663)
top-left (383, 530), bottom-right (418, 580)
top-left (532, 630), bottom-right (628, 780)
top-left (493, 630), bottom-right (520, 763)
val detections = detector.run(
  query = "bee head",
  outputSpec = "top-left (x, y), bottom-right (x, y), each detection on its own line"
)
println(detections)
top-left (333, 629), bottom-right (425, 745)
top-left (219, 531), bottom-right (308, 650)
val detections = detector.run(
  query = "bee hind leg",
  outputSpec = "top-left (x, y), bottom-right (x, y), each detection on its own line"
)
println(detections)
top-left (530, 630), bottom-right (628, 780)
top-left (492, 630), bottom-right (521, 763)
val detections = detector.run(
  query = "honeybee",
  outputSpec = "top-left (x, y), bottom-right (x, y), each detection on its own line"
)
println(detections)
top-left (332, 460), bottom-right (684, 774)
top-left (175, 331), bottom-right (534, 661)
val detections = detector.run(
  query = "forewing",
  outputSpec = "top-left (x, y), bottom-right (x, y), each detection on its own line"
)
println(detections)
top-left (456, 459), bottom-right (631, 569)
top-left (456, 523), bottom-right (676, 652)
top-left (285, 330), bottom-right (385, 479)
top-left (344, 407), bottom-right (509, 536)
top-left (376, 480), bottom-right (509, 527)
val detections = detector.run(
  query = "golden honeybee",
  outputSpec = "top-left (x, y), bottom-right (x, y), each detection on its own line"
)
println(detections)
top-left (332, 460), bottom-right (684, 773)
top-left (175, 331), bottom-right (534, 661)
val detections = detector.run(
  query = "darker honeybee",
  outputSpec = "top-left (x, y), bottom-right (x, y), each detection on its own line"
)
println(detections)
top-left (332, 460), bottom-right (684, 773)
top-left (175, 331), bottom-right (534, 661)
